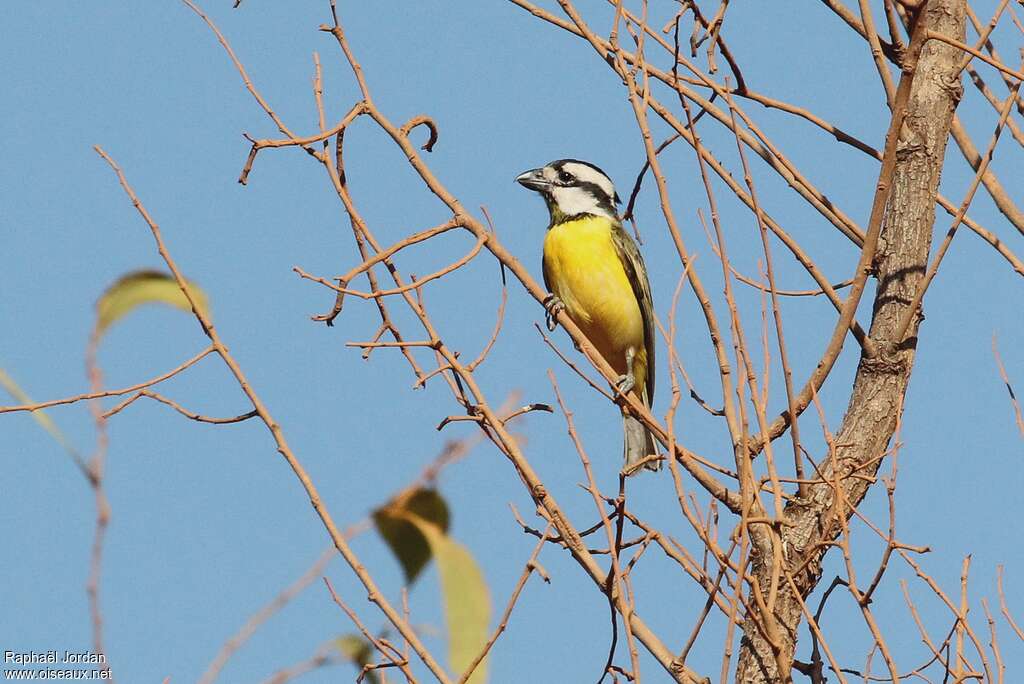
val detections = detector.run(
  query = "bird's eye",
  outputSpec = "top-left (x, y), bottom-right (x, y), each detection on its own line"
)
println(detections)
top-left (558, 171), bottom-right (574, 184)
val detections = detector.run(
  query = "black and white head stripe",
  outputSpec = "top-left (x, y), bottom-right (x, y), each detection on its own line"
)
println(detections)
top-left (551, 159), bottom-right (620, 204)
top-left (540, 159), bottom-right (620, 220)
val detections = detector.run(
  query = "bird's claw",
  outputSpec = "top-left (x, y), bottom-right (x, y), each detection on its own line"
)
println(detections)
top-left (543, 294), bottom-right (565, 332)
top-left (615, 372), bottom-right (635, 396)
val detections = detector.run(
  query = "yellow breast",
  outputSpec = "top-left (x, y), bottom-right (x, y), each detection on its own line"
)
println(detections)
top-left (543, 216), bottom-right (645, 383)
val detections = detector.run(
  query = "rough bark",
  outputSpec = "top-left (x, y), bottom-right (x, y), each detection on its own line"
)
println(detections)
top-left (734, 1), bottom-right (966, 681)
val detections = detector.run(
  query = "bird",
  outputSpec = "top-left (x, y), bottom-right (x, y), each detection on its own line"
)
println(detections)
top-left (516, 159), bottom-right (659, 474)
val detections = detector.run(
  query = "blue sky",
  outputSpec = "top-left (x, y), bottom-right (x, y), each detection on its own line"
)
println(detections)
top-left (3, 1), bottom-right (1023, 682)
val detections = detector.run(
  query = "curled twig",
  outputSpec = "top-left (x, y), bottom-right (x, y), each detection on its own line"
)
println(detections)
top-left (400, 114), bottom-right (439, 151)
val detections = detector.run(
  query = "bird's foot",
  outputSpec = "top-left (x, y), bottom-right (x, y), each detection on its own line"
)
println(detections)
top-left (615, 371), bottom-right (635, 396)
top-left (543, 294), bottom-right (565, 332)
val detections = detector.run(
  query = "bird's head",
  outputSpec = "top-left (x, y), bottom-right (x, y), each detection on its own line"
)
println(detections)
top-left (516, 159), bottom-right (620, 224)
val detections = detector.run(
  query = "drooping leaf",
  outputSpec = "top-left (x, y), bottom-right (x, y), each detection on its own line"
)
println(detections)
top-left (372, 488), bottom-right (450, 584)
top-left (334, 634), bottom-right (379, 684)
top-left (403, 513), bottom-right (491, 684)
top-left (95, 270), bottom-right (209, 338)
top-left (0, 367), bottom-right (82, 465)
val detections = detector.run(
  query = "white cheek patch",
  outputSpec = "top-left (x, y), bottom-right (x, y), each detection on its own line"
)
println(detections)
top-left (561, 162), bottom-right (617, 201)
top-left (550, 186), bottom-right (616, 219)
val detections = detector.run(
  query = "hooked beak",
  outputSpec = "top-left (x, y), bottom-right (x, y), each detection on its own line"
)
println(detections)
top-left (515, 168), bottom-right (550, 192)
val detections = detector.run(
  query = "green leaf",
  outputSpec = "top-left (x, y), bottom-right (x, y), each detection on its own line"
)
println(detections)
top-left (372, 488), bottom-right (450, 584)
top-left (403, 513), bottom-right (491, 684)
top-left (95, 270), bottom-right (209, 337)
top-left (334, 634), bottom-right (379, 684)
top-left (0, 367), bottom-right (82, 464)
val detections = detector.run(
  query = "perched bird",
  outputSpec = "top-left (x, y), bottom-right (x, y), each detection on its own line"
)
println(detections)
top-left (516, 159), bottom-right (659, 474)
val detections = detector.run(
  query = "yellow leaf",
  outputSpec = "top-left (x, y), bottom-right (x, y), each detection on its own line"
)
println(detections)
top-left (0, 367), bottom-right (82, 464)
top-left (334, 634), bottom-right (379, 684)
top-left (402, 513), bottom-right (491, 684)
top-left (95, 270), bottom-right (209, 337)
top-left (373, 488), bottom-right (450, 584)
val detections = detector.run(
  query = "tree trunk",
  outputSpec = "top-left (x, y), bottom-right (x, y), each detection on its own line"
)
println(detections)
top-left (734, 1), bottom-right (966, 681)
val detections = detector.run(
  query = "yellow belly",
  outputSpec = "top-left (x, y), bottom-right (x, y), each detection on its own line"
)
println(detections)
top-left (543, 217), bottom-right (647, 394)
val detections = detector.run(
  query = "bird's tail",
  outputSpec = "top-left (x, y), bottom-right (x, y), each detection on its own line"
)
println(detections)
top-left (623, 412), bottom-right (660, 474)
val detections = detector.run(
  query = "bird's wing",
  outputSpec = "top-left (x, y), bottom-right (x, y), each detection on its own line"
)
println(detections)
top-left (542, 249), bottom-right (553, 295)
top-left (611, 223), bottom-right (656, 406)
